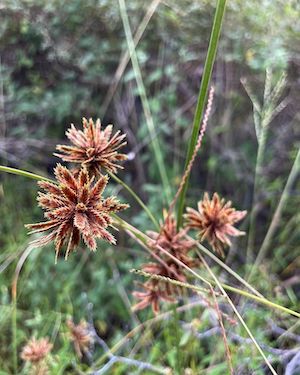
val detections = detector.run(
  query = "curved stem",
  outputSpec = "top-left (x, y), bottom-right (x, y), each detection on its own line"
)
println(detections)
top-left (108, 171), bottom-right (160, 231)
top-left (191, 238), bottom-right (264, 298)
top-left (0, 166), bottom-right (53, 183)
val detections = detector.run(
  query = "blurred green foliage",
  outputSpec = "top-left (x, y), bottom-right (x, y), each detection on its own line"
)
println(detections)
top-left (0, 0), bottom-right (299, 373)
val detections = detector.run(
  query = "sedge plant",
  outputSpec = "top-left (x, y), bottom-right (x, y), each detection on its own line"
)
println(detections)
top-left (1, 1), bottom-right (299, 374)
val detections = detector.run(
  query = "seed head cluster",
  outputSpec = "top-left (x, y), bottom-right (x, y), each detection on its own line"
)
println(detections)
top-left (25, 114), bottom-right (247, 316)
top-left (26, 164), bottom-right (128, 261)
top-left (185, 192), bottom-right (247, 256)
top-left (55, 117), bottom-right (127, 177)
top-left (133, 215), bottom-right (195, 314)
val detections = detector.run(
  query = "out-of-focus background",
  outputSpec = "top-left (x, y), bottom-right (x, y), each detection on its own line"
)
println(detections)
top-left (0, 0), bottom-right (299, 374)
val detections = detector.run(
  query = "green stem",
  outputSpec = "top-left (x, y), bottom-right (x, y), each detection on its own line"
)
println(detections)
top-left (119, 0), bottom-right (171, 203)
top-left (193, 239), bottom-right (264, 298)
top-left (0, 166), bottom-right (53, 183)
top-left (177, 0), bottom-right (227, 228)
top-left (221, 282), bottom-right (300, 318)
top-left (108, 171), bottom-right (160, 231)
top-left (246, 123), bottom-right (268, 261)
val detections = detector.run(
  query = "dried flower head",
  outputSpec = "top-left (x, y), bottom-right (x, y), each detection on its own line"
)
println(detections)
top-left (132, 281), bottom-right (176, 315)
top-left (133, 215), bottom-right (195, 314)
top-left (55, 117), bottom-right (127, 176)
top-left (21, 337), bottom-right (52, 364)
top-left (185, 192), bottom-right (247, 256)
top-left (67, 319), bottom-right (93, 358)
top-left (26, 164), bottom-right (129, 261)
top-left (147, 214), bottom-right (195, 270)
top-left (147, 214), bottom-right (196, 284)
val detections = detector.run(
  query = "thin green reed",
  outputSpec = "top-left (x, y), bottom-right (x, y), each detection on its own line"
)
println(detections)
top-left (0, 166), bottom-right (53, 183)
top-left (118, 0), bottom-right (172, 204)
top-left (177, 0), bottom-right (227, 228)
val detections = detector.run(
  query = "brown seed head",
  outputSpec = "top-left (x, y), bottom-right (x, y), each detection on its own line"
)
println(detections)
top-left (185, 192), bottom-right (247, 256)
top-left (67, 319), bottom-right (93, 358)
top-left (133, 214), bottom-right (195, 314)
top-left (147, 214), bottom-right (195, 267)
top-left (55, 117), bottom-right (127, 176)
top-left (147, 214), bottom-right (197, 278)
top-left (26, 164), bottom-right (129, 261)
top-left (21, 337), bottom-right (52, 364)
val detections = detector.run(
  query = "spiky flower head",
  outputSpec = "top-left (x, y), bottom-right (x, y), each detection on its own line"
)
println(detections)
top-left (55, 117), bottom-right (127, 176)
top-left (21, 337), bottom-right (52, 364)
top-left (147, 214), bottom-right (195, 270)
top-left (67, 319), bottom-right (93, 358)
top-left (185, 192), bottom-right (247, 256)
top-left (133, 214), bottom-right (195, 314)
top-left (26, 164), bottom-right (128, 261)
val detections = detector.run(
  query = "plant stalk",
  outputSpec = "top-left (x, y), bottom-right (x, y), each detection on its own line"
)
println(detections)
top-left (177, 0), bottom-right (227, 228)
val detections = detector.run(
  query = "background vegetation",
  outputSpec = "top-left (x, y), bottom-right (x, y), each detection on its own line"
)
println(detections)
top-left (0, 0), bottom-right (299, 373)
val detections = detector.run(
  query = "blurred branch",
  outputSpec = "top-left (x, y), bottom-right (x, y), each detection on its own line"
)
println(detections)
top-left (183, 323), bottom-right (300, 361)
top-left (87, 302), bottom-right (168, 375)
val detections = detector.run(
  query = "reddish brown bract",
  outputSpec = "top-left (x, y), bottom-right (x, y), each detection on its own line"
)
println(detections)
top-left (55, 117), bottom-right (127, 176)
top-left (185, 192), bottom-right (247, 256)
top-left (26, 164), bottom-right (128, 261)
top-left (21, 337), bottom-right (52, 364)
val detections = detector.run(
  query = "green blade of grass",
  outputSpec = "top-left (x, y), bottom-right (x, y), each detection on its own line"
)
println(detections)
top-left (118, 0), bottom-right (171, 203)
top-left (177, 0), bottom-right (227, 228)
top-left (101, 0), bottom-right (161, 116)
top-left (0, 165), bottom-right (53, 183)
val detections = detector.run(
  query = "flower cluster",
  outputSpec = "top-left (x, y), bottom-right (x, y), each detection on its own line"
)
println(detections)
top-left (132, 196), bottom-right (246, 314)
top-left (21, 337), bottom-right (52, 364)
top-left (55, 117), bottom-right (127, 177)
top-left (133, 214), bottom-right (195, 314)
top-left (131, 89), bottom-right (247, 314)
top-left (185, 192), bottom-right (247, 256)
top-left (26, 118), bottom-right (128, 261)
top-left (25, 115), bottom-right (247, 315)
